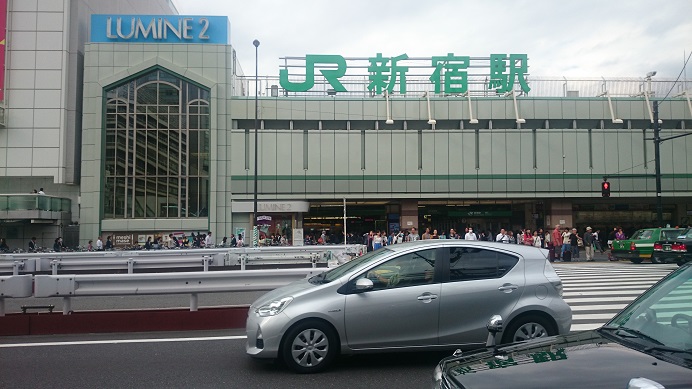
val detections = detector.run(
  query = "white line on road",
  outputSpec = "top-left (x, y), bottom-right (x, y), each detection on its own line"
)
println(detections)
top-left (0, 335), bottom-right (248, 348)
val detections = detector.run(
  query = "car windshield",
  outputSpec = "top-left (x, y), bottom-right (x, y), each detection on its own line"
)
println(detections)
top-left (676, 228), bottom-right (692, 240)
top-left (309, 248), bottom-right (393, 284)
top-left (604, 264), bottom-right (692, 353)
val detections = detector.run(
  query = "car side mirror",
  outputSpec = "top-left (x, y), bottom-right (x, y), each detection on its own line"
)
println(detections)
top-left (355, 278), bottom-right (374, 292)
top-left (486, 315), bottom-right (504, 347)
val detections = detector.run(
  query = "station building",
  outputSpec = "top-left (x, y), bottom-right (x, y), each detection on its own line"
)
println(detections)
top-left (1, 0), bottom-right (692, 249)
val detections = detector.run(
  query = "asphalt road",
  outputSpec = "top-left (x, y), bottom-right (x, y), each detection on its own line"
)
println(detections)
top-left (1, 330), bottom-right (444, 389)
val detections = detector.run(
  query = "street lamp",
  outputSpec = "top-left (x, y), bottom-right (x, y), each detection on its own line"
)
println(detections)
top-left (253, 39), bottom-right (260, 247)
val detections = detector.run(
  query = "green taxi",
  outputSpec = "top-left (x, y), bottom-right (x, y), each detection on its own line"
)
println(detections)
top-left (611, 227), bottom-right (684, 263)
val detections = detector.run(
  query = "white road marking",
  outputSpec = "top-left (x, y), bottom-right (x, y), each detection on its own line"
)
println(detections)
top-left (0, 335), bottom-right (247, 348)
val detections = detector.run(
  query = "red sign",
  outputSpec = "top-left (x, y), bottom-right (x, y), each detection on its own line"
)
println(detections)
top-left (0, 0), bottom-right (6, 101)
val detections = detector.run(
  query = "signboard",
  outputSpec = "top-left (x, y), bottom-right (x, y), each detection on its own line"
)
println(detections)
top-left (90, 15), bottom-right (229, 44)
top-left (231, 201), bottom-right (310, 213)
top-left (293, 228), bottom-right (304, 246)
top-left (280, 53), bottom-right (530, 95)
top-left (113, 233), bottom-right (135, 247)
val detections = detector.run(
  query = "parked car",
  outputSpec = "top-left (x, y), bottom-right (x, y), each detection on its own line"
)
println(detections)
top-left (611, 227), bottom-right (684, 263)
top-left (432, 263), bottom-right (692, 389)
top-left (245, 240), bottom-right (572, 373)
top-left (653, 228), bottom-right (692, 266)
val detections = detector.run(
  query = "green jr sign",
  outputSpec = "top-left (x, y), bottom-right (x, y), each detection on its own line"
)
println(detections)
top-left (279, 53), bottom-right (530, 95)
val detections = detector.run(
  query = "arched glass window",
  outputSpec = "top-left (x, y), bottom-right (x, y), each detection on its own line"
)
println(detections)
top-left (103, 68), bottom-right (210, 219)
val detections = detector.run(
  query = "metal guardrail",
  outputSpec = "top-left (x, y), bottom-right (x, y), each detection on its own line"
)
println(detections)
top-left (0, 274), bottom-right (33, 316)
top-left (33, 268), bottom-right (326, 314)
top-left (0, 245), bottom-right (367, 275)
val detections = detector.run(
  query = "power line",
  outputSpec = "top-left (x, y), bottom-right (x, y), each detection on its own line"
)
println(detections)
top-left (661, 49), bottom-right (692, 102)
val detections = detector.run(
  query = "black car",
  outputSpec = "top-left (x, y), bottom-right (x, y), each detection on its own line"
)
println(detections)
top-left (433, 263), bottom-right (692, 388)
top-left (654, 228), bottom-right (692, 266)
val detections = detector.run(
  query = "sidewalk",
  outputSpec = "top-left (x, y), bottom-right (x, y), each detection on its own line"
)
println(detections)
top-left (551, 248), bottom-right (612, 263)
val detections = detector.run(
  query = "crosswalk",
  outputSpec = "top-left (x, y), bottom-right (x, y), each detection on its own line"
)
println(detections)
top-left (553, 262), bottom-right (679, 331)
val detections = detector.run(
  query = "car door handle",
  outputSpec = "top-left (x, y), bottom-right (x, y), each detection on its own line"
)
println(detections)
top-left (498, 284), bottom-right (519, 293)
top-left (417, 293), bottom-right (438, 302)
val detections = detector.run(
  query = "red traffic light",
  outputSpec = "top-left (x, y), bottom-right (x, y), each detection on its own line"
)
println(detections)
top-left (601, 181), bottom-right (611, 197)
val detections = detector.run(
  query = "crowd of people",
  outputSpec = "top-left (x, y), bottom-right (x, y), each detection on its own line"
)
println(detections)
top-left (353, 225), bottom-right (613, 262)
top-left (7, 224), bottom-right (631, 254)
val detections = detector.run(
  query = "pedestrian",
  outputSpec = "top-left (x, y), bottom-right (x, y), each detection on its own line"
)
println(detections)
top-left (372, 232), bottom-right (383, 250)
top-left (464, 228), bottom-right (478, 240)
top-left (522, 229), bottom-right (534, 246)
top-left (570, 228), bottom-right (580, 260)
top-left (495, 228), bottom-right (509, 243)
top-left (552, 224), bottom-right (563, 261)
top-left (236, 234), bottom-right (244, 247)
top-left (583, 226), bottom-right (595, 261)
top-left (508, 231), bottom-right (516, 244)
top-left (448, 228), bottom-right (459, 239)
top-left (533, 230), bottom-right (542, 248)
top-left (0, 238), bottom-right (9, 253)
top-left (205, 231), bottom-right (214, 247)
top-left (105, 236), bottom-right (113, 250)
top-left (422, 227), bottom-right (432, 240)
top-left (561, 227), bottom-right (572, 260)
top-left (96, 236), bottom-right (104, 251)
top-left (615, 228), bottom-right (626, 240)
top-left (87, 240), bottom-right (94, 251)
top-left (407, 227), bottom-right (420, 241)
top-left (28, 236), bottom-right (38, 252)
top-left (38, 187), bottom-right (45, 195)
top-left (31, 189), bottom-right (38, 194)
top-left (396, 230), bottom-right (404, 244)
top-left (593, 229), bottom-right (604, 253)
top-left (53, 237), bottom-right (63, 252)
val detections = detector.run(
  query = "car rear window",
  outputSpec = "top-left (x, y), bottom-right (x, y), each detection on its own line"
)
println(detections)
top-left (447, 247), bottom-right (519, 281)
top-left (632, 230), bottom-right (653, 240)
top-left (661, 229), bottom-right (684, 240)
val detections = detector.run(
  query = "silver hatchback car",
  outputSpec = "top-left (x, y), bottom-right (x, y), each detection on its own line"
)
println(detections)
top-left (246, 240), bottom-right (572, 373)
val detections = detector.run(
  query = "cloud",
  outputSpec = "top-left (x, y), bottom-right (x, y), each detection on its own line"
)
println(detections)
top-left (176, 0), bottom-right (692, 80)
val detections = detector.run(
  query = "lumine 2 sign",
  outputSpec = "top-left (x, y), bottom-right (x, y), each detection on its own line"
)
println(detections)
top-left (90, 15), bottom-right (229, 44)
top-left (280, 53), bottom-right (530, 94)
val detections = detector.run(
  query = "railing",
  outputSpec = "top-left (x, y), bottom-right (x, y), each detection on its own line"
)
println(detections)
top-left (0, 194), bottom-right (71, 212)
top-left (0, 274), bottom-right (33, 315)
top-left (33, 268), bottom-right (326, 314)
top-left (0, 245), bottom-right (366, 275)
top-left (238, 75), bottom-right (687, 98)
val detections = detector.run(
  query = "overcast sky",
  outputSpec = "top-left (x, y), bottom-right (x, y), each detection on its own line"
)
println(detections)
top-left (176, 0), bottom-right (691, 80)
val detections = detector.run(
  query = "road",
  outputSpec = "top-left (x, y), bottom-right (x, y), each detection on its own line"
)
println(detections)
top-left (0, 262), bottom-right (678, 389)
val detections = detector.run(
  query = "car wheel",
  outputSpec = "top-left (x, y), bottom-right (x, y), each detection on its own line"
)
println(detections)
top-left (281, 320), bottom-right (338, 374)
top-left (630, 258), bottom-right (643, 264)
top-left (501, 315), bottom-right (555, 344)
top-left (650, 256), bottom-right (661, 264)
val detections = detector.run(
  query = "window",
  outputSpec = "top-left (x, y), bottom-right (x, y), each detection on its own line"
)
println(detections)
top-left (359, 249), bottom-right (438, 290)
top-left (103, 68), bottom-right (210, 219)
top-left (448, 247), bottom-right (518, 281)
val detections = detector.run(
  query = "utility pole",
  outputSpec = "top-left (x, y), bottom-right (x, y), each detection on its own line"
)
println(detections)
top-left (653, 101), bottom-right (663, 226)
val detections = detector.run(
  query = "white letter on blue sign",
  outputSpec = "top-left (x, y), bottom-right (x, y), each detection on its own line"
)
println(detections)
top-left (182, 18), bottom-right (193, 40)
top-left (116, 17), bottom-right (135, 39)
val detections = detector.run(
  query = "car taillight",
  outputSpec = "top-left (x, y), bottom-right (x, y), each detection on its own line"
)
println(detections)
top-left (672, 243), bottom-right (687, 252)
top-left (653, 243), bottom-right (663, 251)
top-left (630, 242), bottom-right (636, 251)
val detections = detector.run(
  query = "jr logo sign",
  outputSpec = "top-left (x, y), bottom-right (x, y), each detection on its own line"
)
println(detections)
top-left (279, 53), bottom-right (530, 95)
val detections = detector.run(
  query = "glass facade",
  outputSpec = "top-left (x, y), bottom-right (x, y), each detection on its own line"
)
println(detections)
top-left (103, 68), bottom-right (210, 219)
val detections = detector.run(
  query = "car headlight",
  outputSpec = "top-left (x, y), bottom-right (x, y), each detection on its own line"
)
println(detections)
top-left (256, 297), bottom-right (293, 317)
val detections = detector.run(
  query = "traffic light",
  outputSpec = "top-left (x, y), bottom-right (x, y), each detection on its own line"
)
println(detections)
top-left (601, 181), bottom-right (611, 197)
